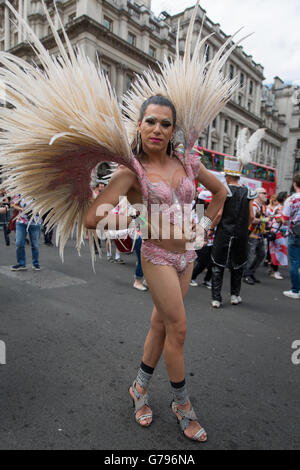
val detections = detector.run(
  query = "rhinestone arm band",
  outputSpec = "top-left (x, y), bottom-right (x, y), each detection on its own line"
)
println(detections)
top-left (199, 215), bottom-right (213, 232)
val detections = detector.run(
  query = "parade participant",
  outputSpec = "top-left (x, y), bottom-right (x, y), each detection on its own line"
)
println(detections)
top-left (282, 174), bottom-right (300, 299)
top-left (267, 192), bottom-right (288, 280)
top-left (210, 128), bottom-right (263, 308)
top-left (190, 190), bottom-right (214, 288)
top-left (0, 1), bottom-right (246, 442)
top-left (243, 187), bottom-right (269, 285)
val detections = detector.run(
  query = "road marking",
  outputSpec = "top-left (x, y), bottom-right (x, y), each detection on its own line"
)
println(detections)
top-left (0, 266), bottom-right (87, 289)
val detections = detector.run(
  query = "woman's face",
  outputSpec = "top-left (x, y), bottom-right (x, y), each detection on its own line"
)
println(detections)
top-left (138, 104), bottom-right (175, 156)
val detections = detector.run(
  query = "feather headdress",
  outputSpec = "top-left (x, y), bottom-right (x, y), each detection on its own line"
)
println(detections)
top-left (225, 127), bottom-right (265, 176)
top-left (123, 0), bottom-right (248, 155)
top-left (0, 0), bottom-right (246, 260)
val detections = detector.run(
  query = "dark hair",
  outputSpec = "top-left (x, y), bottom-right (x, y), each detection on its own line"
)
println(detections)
top-left (276, 191), bottom-right (288, 203)
top-left (139, 95), bottom-right (177, 126)
top-left (294, 173), bottom-right (300, 189)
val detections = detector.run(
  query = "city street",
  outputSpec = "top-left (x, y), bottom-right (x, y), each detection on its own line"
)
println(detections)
top-left (0, 238), bottom-right (299, 450)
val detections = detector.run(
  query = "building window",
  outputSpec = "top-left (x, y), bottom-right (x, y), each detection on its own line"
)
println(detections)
top-left (297, 139), bottom-right (300, 149)
top-left (238, 95), bottom-right (242, 107)
top-left (128, 32), bottom-right (136, 46)
top-left (102, 62), bottom-right (111, 80)
top-left (224, 119), bottom-right (229, 134)
top-left (249, 80), bottom-right (254, 95)
top-left (103, 16), bottom-right (113, 32)
top-left (248, 101), bottom-right (252, 112)
top-left (205, 45), bottom-right (210, 62)
top-left (126, 74), bottom-right (133, 91)
top-left (149, 46), bottom-right (156, 58)
top-left (240, 73), bottom-right (244, 88)
top-left (229, 64), bottom-right (234, 80)
top-left (235, 125), bottom-right (239, 138)
top-left (212, 118), bottom-right (216, 128)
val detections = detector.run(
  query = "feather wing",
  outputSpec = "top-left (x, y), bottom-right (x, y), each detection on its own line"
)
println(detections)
top-left (0, 1), bottom-right (131, 260)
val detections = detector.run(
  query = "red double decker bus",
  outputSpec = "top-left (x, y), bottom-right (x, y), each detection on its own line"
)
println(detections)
top-left (195, 147), bottom-right (277, 198)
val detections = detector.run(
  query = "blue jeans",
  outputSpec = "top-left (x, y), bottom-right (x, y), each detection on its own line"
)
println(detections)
top-left (288, 236), bottom-right (300, 293)
top-left (133, 236), bottom-right (144, 280)
top-left (16, 222), bottom-right (41, 267)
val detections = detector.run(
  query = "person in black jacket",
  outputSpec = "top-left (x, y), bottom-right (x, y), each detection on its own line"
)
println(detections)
top-left (211, 157), bottom-right (256, 308)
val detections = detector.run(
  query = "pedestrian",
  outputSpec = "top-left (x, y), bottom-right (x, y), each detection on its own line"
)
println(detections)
top-left (282, 174), bottom-right (300, 299)
top-left (0, 190), bottom-right (11, 246)
top-left (10, 196), bottom-right (42, 271)
top-left (267, 192), bottom-right (288, 280)
top-left (132, 234), bottom-right (148, 291)
top-left (243, 187), bottom-right (269, 285)
top-left (210, 148), bottom-right (257, 308)
top-left (42, 210), bottom-right (54, 246)
top-left (190, 191), bottom-right (213, 289)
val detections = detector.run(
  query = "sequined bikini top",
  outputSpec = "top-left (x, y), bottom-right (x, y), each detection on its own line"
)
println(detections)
top-left (129, 151), bottom-right (201, 224)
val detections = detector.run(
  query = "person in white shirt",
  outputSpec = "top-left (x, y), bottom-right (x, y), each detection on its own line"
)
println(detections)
top-left (282, 174), bottom-right (300, 299)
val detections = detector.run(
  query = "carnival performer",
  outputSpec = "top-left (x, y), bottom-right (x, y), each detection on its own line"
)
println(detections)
top-left (0, 0), bottom-right (248, 443)
top-left (210, 128), bottom-right (264, 308)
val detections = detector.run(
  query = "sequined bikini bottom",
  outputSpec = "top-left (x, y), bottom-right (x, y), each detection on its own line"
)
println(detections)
top-left (141, 240), bottom-right (196, 276)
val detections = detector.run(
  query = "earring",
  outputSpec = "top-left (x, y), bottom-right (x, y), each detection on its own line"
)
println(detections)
top-left (168, 138), bottom-right (174, 158)
top-left (136, 132), bottom-right (142, 156)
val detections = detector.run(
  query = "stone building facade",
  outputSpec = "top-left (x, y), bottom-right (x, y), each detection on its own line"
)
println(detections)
top-left (0, 0), bottom-right (299, 191)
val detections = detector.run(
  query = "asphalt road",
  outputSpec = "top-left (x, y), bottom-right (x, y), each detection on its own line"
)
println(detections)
top-left (0, 236), bottom-right (299, 450)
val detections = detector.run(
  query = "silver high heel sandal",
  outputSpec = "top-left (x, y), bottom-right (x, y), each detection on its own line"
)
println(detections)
top-left (129, 380), bottom-right (153, 427)
top-left (171, 400), bottom-right (207, 442)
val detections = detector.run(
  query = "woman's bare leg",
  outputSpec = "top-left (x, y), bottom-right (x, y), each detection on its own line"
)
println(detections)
top-left (136, 258), bottom-right (207, 441)
top-left (130, 260), bottom-right (192, 427)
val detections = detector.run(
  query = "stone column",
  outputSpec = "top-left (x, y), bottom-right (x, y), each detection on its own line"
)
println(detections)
top-left (116, 64), bottom-right (126, 100)
top-left (18, 0), bottom-right (23, 43)
top-left (77, 0), bottom-right (102, 23)
top-left (23, 0), bottom-right (28, 40)
top-left (110, 63), bottom-right (117, 90)
top-left (119, 17), bottom-right (127, 41)
top-left (4, 3), bottom-right (10, 50)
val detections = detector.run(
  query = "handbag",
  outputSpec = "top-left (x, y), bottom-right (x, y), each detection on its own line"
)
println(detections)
top-left (105, 228), bottom-right (137, 253)
top-left (291, 221), bottom-right (300, 238)
top-left (265, 231), bottom-right (276, 242)
top-left (265, 222), bottom-right (282, 242)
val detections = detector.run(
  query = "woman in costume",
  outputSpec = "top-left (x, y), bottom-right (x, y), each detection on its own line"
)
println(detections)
top-left (85, 94), bottom-right (227, 441)
top-left (0, 1), bottom-right (247, 442)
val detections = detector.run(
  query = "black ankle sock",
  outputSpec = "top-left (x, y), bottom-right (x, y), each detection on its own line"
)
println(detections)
top-left (140, 361), bottom-right (155, 375)
top-left (170, 379), bottom-right (189, 405)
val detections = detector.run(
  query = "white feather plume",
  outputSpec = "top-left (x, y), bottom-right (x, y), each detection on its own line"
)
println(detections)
top-left (237, 127), bottom-right (265, 165)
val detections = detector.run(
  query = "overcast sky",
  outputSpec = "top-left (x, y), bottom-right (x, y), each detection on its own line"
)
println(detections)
top-left (151, 0), bottom-right (300, 85)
